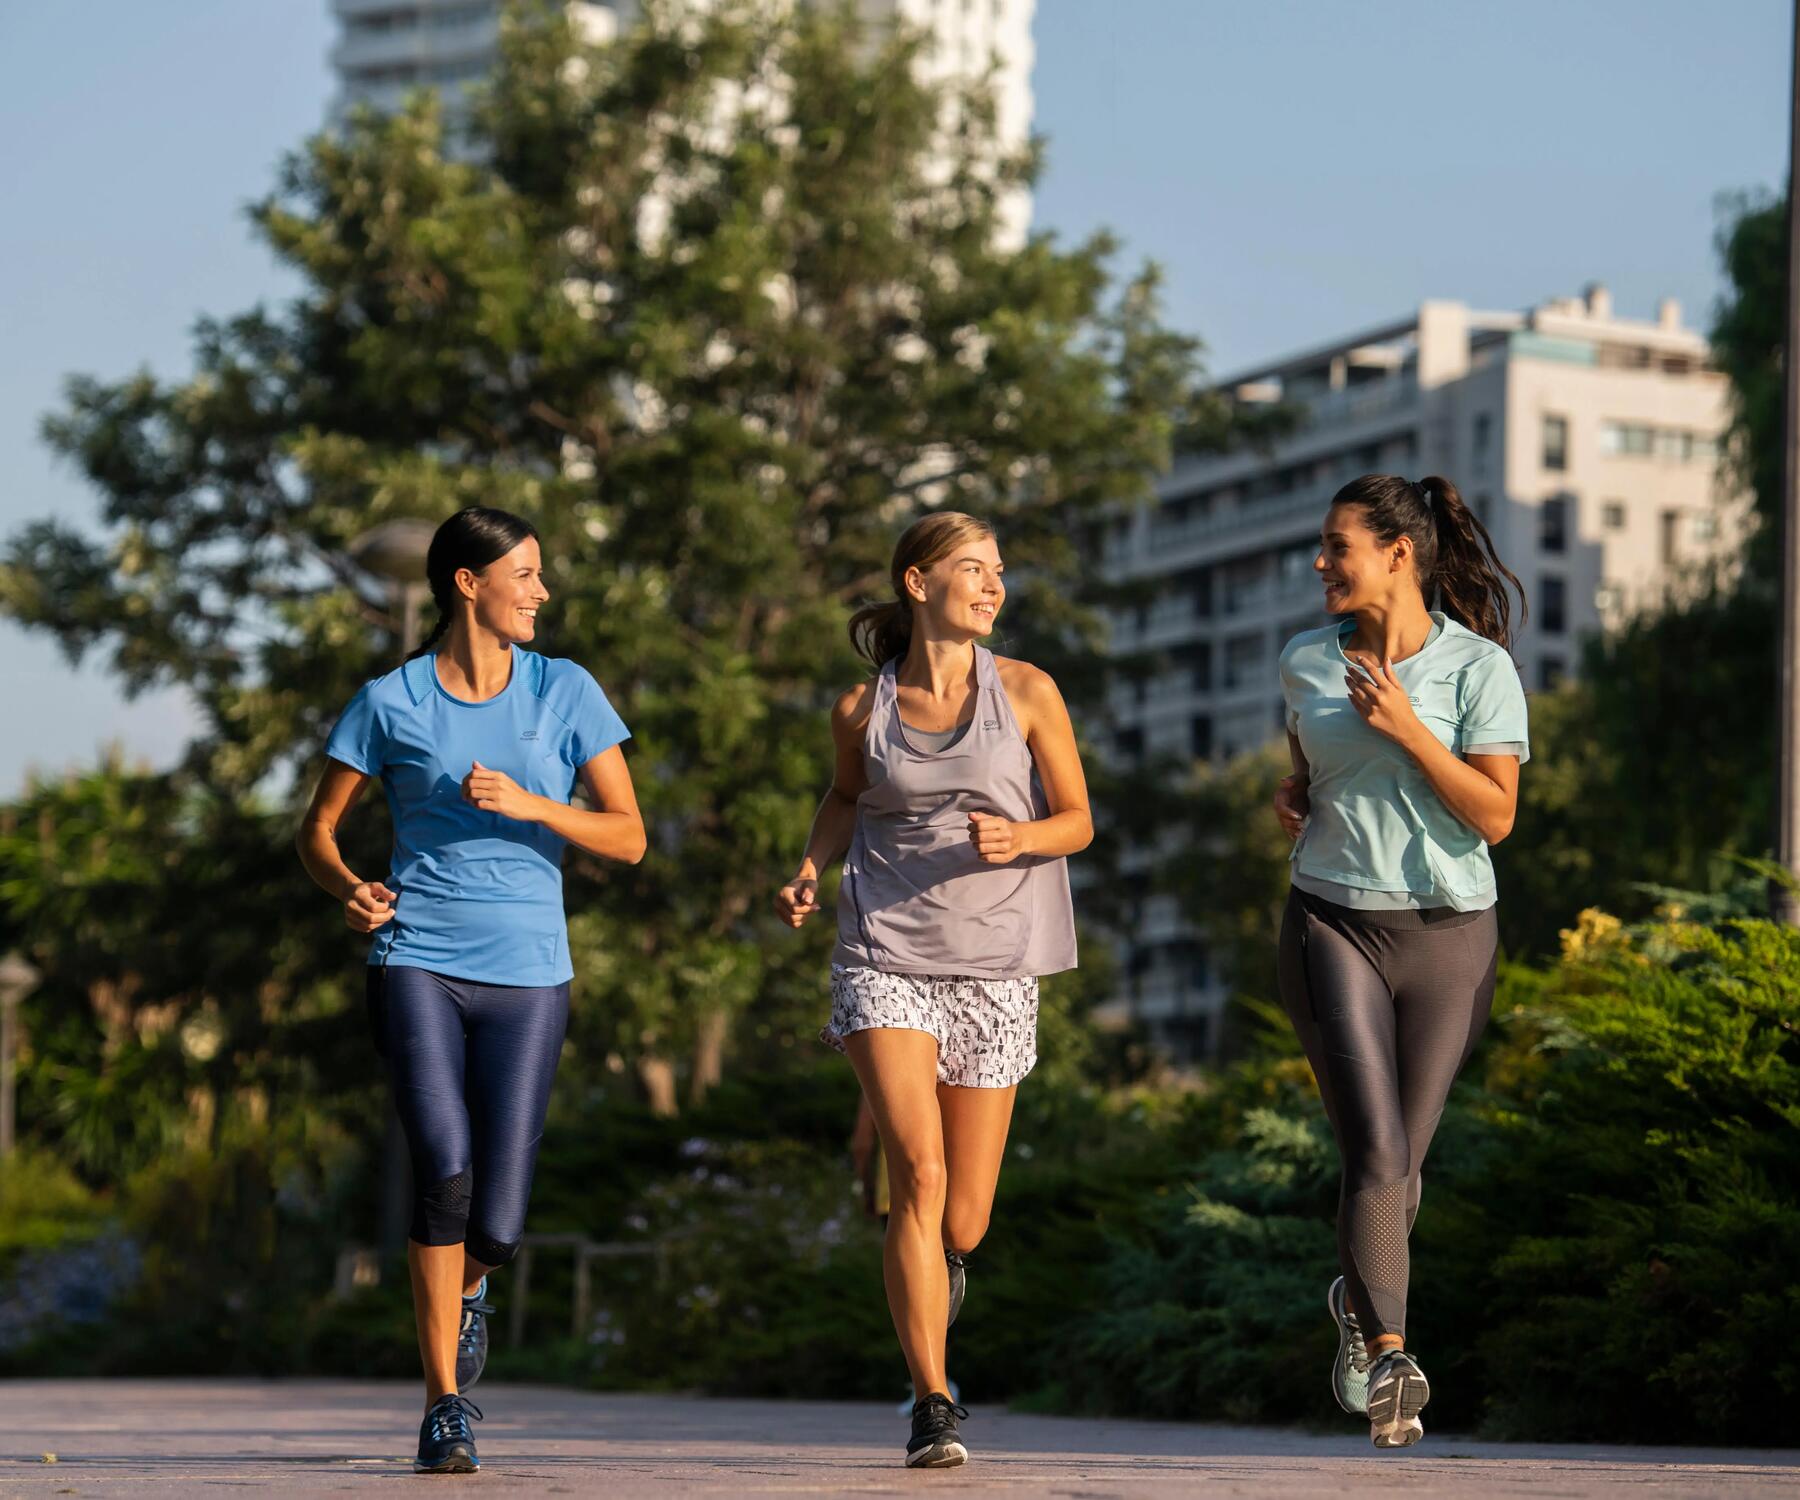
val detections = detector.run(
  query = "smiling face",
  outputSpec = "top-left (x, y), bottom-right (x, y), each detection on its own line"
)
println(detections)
top-left (459, 536), bottom-right (549, 644)
top-left (1315, 502), bottom-right (1418, 614)
top-left (906, 535), bottom-right (1005, 638)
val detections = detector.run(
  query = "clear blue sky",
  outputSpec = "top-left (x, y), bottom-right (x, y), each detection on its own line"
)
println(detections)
top-left (0, 0), bottom-right (1789, 795)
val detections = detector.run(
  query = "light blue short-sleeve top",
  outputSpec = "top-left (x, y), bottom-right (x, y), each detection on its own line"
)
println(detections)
top-left (325, 645), bottom-right (630, 985)
top-left (1279, 613), bottom-right (1528, 912)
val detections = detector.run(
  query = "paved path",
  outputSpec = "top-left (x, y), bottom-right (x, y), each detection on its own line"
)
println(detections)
top-left (3, 1381), bottom-right (1797, 1497)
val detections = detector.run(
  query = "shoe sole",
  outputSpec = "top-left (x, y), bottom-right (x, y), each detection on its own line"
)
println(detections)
top-left (414, 1450), bottom-right (479, 1474)
top-left (1326, 1278), bottom-right (1368, 1416)
top-left (1368, 1366), bottom-right (1429, 1448)
top-left (906, 1439), bottom-right (969, 1468)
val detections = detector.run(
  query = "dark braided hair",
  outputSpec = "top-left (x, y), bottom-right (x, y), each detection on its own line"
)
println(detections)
top-left (405, 506), bottom-right (541, 661)
top-left (1330, 474), bottom-right (1526, 650)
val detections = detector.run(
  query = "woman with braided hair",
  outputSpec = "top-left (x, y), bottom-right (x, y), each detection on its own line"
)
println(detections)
top-left (1272, 474), bottom-right (1529, 1448)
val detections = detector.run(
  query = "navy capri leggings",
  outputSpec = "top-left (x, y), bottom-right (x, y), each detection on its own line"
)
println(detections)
top-left (367, 965), bottom-right (569, 1268)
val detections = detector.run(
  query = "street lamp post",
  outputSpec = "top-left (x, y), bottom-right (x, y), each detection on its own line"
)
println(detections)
top-left (1779, 0), bottom-right (1800, 925)
top-left (347, 520), bottom-right (437, 1256)
top-left (0, 950), bottom-right (42, 1161)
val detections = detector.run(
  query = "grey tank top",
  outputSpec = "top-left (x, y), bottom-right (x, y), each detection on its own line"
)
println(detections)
top-left (833, 646), bottom-right (1078, 979)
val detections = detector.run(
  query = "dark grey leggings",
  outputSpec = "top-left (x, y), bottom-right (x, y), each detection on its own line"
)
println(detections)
top-left (1276, 887), bottom-right (1498, 1341)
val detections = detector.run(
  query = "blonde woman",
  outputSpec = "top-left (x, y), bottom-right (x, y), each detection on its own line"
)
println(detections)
top-left (777, 512), bottom-right (1091, 1468)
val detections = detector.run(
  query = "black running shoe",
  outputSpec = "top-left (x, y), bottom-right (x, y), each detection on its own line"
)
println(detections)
top-left (1366, 1349), bottom-right (1428, 1448)
top-left (946, 1251), bottom-right (967, 1329)
top-left (457, 1275), bottom-right (493, 1391)
top-left (906, 1393), bottom-right (969, 1468)
top-left (414, 1393), bottom-right (482, 1473)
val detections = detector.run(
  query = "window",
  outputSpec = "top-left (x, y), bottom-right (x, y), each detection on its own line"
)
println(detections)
top-left (1660, 509), bottom-right (1680, 566)
top-left (1277, 541), bottom-right (1316, 585)
top-left (1692, 511), bottom-right (1719, 543)
top-left (1472, 413), bottom-right (1492, 473)
top-left (1602, 500), bottom-right (1627, 530)
top-left (1540, 575), bottom-right (1566, 634)
top-left (1114, 727), bottom-right (1144, 766)
top-left (1190, 716), bottom-right (1213, 759)
top-left (1542, 414), bottom-right (1568, 471)
top-left (1600, 421), bottom-right (1654, 457)
top-left (1223, 632), bottom-right (1263, 689)
top-left (1539, 657), bottom-right (1566, 691)
top-left (1595, 582), bottom-right (1624, 614)
top-left (1539, 494), bottom-right (1569, 554)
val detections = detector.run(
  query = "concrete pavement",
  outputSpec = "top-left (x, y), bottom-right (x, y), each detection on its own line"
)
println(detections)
top-left (3, 1381), bottom-right (1797, 1497)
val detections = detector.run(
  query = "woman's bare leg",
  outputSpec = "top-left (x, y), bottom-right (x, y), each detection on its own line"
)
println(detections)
top-left (844, 1028), bottom-right (950, 1400)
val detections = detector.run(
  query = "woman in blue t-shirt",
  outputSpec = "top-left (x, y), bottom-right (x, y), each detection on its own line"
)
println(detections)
top-left (298, 507), bottom-right (645, 1474)
top-left (1272, 474), bottom-right (1527, 1450)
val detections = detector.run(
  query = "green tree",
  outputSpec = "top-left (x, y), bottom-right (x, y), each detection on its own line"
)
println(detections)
top-left (2, 1), bottom-right (1248, 1114)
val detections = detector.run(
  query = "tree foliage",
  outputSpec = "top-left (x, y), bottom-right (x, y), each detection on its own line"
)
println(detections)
top-left (2, 0), bottom-right (1244, 1113)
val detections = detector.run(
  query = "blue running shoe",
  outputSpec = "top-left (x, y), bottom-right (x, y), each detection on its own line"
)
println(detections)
top-left (946, 1251), bottom-right (967, 1329)
top-left (457, 1276), bottom-right (494, 1392)
top-left (1327, 1276), bottom-right (1370, 1415)
top-left (1367, 1349), bottom-right (1429, 1448)
top-left (415, 1393), bottom-right (482, 1473)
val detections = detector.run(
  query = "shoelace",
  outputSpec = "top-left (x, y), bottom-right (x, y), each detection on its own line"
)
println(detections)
top-left (1343, 1311), bottom-right (1370, 1375)
top-left (914, 1394), bottom-right (969, 1436)
top-left (458, 1294), bottom-right (495, 1352)
top-left (426, 1395), bottom-right (483, 1443)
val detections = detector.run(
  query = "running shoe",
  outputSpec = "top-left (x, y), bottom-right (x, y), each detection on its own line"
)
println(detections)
top-left (1366, 1349), bottom-right (1429, 1448)
top-left (414, 1393), bottom-right (482, 1473)
top-left (946, 1251), bottom-right (967, 1329)
top-left (457, 1275), bottom-right (494, 1391)
top-left (1326, 1276), bottom-right (1370, 1415)
top-left (906, 1393), bottom-right (970, 1468)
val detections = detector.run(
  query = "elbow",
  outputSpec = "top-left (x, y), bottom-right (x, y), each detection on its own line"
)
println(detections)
top-left (1483, 815), bottom-right (1514, 846)
top-left (621, 822), bottom-right (649, 865)
top-left (1071, 812), bottom-right (1095, 855)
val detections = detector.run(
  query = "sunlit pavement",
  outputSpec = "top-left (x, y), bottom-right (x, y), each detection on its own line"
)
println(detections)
top-left (4, 1381), bottom-right (1798, 1497)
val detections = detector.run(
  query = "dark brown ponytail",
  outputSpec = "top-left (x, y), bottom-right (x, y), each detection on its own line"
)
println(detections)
top-left (1331, 474), bottom-right (1526, 649)
top-left (848, 511), bottom-right (997, 668)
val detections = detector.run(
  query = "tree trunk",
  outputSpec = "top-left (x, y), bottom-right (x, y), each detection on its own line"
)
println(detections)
top-left (637, 1053), bottom-right (679, 1118)
top-left (689, 1009), bottom-right (730, 1106)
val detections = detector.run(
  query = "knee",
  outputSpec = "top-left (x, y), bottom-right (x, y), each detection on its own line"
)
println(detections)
top-left (1344, 1127), bottom-right (1411, 1192)
top-left (465, 1226), bottom-right (521, 1269)
top-left (941, 1203), bottom-right (990, 1255)
top-left (889, 1151), bottom-right (947, 1211)
top-left (410, 1170), bottom-right (471, 1247)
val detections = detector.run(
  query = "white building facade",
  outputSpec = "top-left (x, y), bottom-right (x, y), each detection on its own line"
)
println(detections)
top-left (329, 0), bottom-right (1034, 234)
top-left (1099, 285), bottom-right (1742, 1058)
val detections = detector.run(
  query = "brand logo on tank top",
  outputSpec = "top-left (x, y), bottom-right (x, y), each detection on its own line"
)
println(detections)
top-left (520, 729), bottom-right (539, 740)
top-left (983, 719), bottom-right (998, 730)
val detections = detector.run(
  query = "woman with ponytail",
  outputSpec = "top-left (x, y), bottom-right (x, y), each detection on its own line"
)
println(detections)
top-left (1272, 474), bottom-right (1528, 1449)
top-left (298, 507), bottom-right (646, 1473)
top-left (776, 511), bottom-right (1091, 1469)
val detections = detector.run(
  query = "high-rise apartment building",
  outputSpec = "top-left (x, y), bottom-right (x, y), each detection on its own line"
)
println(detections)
top-left (329, 0), bottom-right (1034, 236)
top-left (1098, 285), bottom-right (1743, 1058)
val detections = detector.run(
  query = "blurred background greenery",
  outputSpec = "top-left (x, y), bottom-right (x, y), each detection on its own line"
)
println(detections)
top-left (0, 1), bottom-right (1794, 1445)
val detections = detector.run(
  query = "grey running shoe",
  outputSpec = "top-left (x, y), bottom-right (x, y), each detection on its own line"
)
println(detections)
top-left (906, 1393), bottom-right (970, 1468)
top-left (1327, 1276), bottom-right (1370, 1415)
top-left (1366, 1349), bottom-right (1429, 1448)
top-left (456, 1275), bottom-right (493, 1392)
top-left (946, 1251), bottom-right (967, 1329)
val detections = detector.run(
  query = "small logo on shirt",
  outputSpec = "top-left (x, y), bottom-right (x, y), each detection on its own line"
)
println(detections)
top-left (983, 720), bottom-right (999, 730)
top-left (520, 729), bottom-right (539, 740)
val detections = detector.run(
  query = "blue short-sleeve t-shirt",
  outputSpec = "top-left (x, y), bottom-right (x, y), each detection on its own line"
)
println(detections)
top-left (325, 646), bottom-right (630, 985)
top-left (1279, 613), bottom-right (1528, 912)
